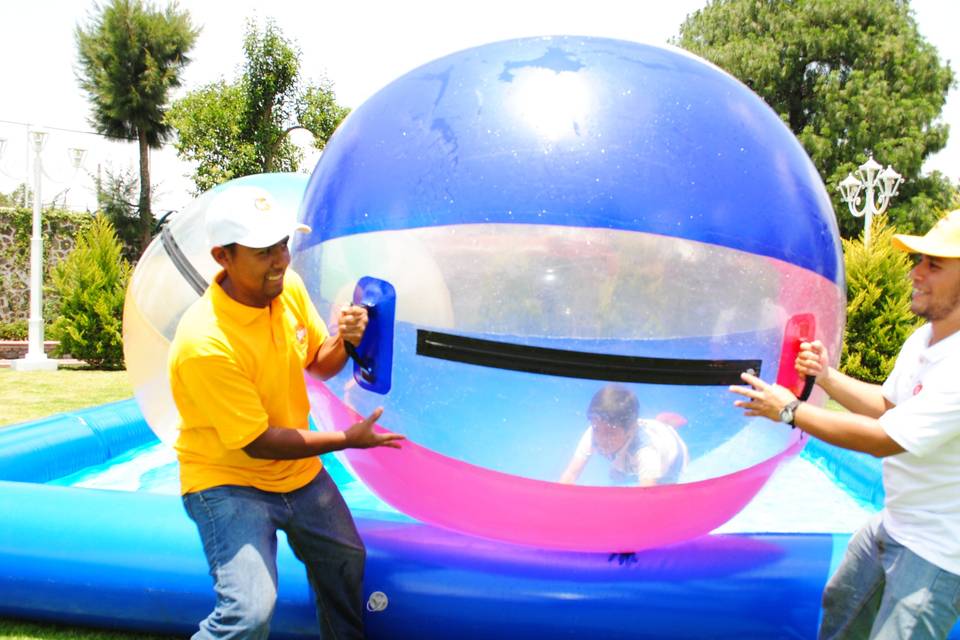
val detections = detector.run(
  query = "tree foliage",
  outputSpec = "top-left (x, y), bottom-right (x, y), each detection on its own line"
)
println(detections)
top-left (75, 0), bottom-right (198, 253)
top-left (0, 184), bottom-right (30, 208)
top-left (840, 215), bottom-right (922, 383)
top-left (49, 215), bottom-right (132, 370)
top-left (95, 164), bottom-right (145, 261)
top-left (167, 19), bottom-right (349, 192)
top-left (676, 0), bottom-right (956, 238)
top-left (167, 81), bottom-right (253, 190)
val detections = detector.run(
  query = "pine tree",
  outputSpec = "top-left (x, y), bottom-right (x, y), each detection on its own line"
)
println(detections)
top-left (75, 0), bottom-right (198, 252)
top-left (840, 216), bottom-right (922, 383)
top-left (49, 215), bottom-right (132, 369)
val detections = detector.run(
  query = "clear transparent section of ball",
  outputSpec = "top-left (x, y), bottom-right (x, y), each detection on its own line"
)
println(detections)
top-left (123, 173), bottom-right (312, 444)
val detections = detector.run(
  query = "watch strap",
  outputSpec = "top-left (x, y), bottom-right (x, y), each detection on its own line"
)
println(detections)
top-left (785, 399), bottom-right (802, 427)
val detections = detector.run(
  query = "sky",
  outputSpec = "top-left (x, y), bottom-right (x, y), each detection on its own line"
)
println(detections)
top-left (0, 0), bottom-right (958, 214)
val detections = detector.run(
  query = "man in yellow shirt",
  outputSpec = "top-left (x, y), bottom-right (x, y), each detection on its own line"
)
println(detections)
top-left (168, 185), bottom-right (404, 640)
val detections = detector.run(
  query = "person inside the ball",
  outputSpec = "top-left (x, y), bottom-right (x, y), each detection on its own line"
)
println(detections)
top-left (560, 383), bottom-right (689, 486)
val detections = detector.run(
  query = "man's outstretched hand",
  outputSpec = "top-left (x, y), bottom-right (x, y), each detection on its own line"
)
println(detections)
top-left (345, 408), bottom-right (405, 449)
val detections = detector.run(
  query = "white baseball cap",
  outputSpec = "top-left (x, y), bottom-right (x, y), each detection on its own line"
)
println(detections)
top-left (204, 185), bottom-right (311, 249)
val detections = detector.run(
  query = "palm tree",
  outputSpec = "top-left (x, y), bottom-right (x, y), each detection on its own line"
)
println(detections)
top-left (76, 0), bottom-right (198, 253)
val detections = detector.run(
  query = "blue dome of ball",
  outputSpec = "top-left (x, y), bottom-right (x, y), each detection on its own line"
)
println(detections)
top-left (300, 36), bottom-right (841, 282)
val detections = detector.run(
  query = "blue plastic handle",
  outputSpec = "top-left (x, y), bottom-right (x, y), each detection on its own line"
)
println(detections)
top-left (344, 276), bottom-right (396, 394)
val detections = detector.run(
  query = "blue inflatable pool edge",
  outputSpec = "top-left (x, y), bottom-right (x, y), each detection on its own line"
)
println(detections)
top-left (1, 477), bottom-right (836, 639)
top-left (0, 400), bottom-right (955, 640)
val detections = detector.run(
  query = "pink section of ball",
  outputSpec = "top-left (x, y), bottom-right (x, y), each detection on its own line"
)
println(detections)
top-left (309, 379), bottom-right (804, 552)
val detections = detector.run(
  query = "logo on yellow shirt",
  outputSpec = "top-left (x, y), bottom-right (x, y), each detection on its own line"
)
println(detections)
top-left (296, 326), bottom-right (307, 343)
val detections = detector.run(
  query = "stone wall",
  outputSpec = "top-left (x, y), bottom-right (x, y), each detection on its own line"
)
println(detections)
top-left (0, 340), bottom-right (59, 359)
top-left (0, 207), bottom-right (86, 326)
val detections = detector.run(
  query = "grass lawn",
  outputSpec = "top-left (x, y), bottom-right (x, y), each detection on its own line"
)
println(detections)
top-left (0, 367), bottom-right (133, 427)
top-left (0, 367), bottom-right (182, 639)
top-left (0, 620), bottom-right (179, 640)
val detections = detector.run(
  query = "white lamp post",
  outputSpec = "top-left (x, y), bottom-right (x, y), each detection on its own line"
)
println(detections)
top-left (5, 131), bottom-right (85, 371)
top-left (837, 155), bottom-right (904, 247)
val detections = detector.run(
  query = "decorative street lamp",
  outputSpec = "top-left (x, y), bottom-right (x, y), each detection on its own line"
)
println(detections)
top-left (0, 131), bottom-right (86, 371)
top-left (837, 155), bottom-right (904, 247)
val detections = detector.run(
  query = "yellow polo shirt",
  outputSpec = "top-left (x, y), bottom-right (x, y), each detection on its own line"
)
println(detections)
top-left (168, 268), bottom-right (328, 494)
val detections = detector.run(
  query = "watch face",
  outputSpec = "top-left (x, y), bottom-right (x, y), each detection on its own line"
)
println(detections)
top-left (780, 401), bottom-right (798, 424)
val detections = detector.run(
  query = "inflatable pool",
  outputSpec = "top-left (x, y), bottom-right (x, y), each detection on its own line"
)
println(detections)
top-left (2, 399), bottom-right (956, 638)
top-left (0, 399), bottom-right (876, 638)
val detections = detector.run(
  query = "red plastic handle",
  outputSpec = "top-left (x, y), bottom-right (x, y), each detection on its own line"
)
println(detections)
top-left (776, 313), bottom-right (816, 399)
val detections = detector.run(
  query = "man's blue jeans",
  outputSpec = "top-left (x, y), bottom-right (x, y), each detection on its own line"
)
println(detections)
top-left (182, 469), bottom-right (365, 640)
top-left (820, 514), bottom-right (960, 640)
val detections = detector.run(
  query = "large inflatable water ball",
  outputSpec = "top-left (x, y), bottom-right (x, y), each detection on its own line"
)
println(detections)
top-left (124, 173), bottom-right (311, 444)
top-left (293, 36), bottom-right (845, 552)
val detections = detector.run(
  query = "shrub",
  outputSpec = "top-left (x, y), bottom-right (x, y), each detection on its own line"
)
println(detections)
top-left (0, 320), bottom-right (27, 340)
top-left (840, 215), bottom-right (923, 383)
top-left (48, 215), bottom-right (131, 369)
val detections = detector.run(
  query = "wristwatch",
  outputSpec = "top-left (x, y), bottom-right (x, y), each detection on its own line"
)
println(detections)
top-left (779, 400), bottom-right (802, 427)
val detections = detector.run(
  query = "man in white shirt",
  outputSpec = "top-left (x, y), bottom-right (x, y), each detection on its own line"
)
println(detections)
top-left (730, 210), bottom-right (960, 639)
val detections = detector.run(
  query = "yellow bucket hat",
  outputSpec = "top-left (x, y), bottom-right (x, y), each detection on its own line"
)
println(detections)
top-left (892, 210), bottom-right (960, 258)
